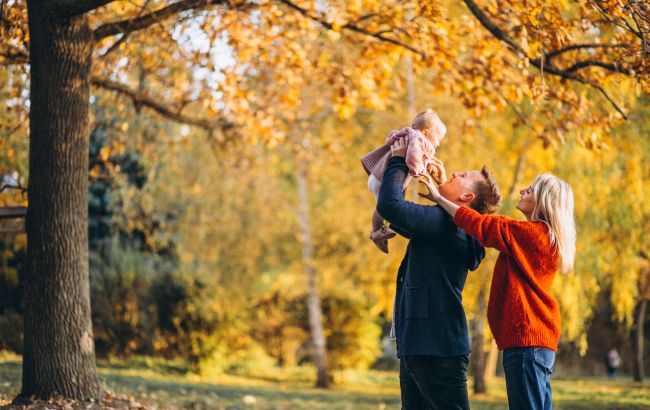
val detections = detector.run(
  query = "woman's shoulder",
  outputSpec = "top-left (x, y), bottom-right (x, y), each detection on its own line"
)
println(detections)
top-left (509, 219), bottom-right (554, 249)
top-left (508, 218), bottom-right (549, 233)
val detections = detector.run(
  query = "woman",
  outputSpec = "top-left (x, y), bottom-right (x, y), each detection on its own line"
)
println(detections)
top-left (401, 139), bottom-right (576, 410)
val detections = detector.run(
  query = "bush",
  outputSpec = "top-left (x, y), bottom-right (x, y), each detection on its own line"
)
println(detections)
top-left (0, 311), bottom-right (22, 353)
top-left (149, 268), bottom-right (251, 373)
top-left (0, 236), bottom-right (25, 354)
top-left (320, 291), bottom-right (382, 371)
top-left (90, 241), bottom-right (158, 357)
top-left (250, 286), bottom-right (308, 367)
top-left (256, 288), bottom-right (382, 372)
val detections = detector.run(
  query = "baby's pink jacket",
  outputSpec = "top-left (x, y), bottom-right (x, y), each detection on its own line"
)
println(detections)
top-left (385, 127), bottom-right (436, 176)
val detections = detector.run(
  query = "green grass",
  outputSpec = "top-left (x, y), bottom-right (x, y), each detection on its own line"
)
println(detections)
top-left (0, 353), bottom-right (648, 409)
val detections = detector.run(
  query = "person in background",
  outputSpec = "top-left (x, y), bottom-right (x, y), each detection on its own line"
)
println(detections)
top-left (605, 347), bottom-right (622, 379)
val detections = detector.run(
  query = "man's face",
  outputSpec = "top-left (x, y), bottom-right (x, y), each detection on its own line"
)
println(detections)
top-left (438, 170), bottom-right (483, 204)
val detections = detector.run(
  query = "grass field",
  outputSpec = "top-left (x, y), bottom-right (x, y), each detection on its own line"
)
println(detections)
top-left (1, 353), bottom-right (648, 409)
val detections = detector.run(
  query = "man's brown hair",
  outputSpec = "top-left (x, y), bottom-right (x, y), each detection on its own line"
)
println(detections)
top-left (471, 166), bottom-right (503, 214)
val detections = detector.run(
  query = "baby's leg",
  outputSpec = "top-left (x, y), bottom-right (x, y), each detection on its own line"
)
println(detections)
top-left (367, 175), bottom-right (396, 253)
top-left (368, 175), bottom-right (384, 230)
top-left (372, 209), bottom-right (384, 232)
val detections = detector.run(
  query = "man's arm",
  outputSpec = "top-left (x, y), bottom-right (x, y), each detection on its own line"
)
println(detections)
top-left (377, 156), bottom-right (452, 238)
top-left (388, 223), bottom-right (412, 239)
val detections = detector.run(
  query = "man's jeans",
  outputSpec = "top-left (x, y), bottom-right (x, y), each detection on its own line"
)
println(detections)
top-left (400, 355), bottom-right (470, 410)
top-left (503, 347), bottom-right (555, 410)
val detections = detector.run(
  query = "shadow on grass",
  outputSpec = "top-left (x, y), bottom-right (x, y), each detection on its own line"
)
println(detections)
top-left (103, 372), bottom-right (400, 409)
top-left (2, 359), bottom-right (649, 410)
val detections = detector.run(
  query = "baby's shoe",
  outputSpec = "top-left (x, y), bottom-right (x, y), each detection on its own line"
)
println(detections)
top-left (370, 227), bottom-right (397, 254)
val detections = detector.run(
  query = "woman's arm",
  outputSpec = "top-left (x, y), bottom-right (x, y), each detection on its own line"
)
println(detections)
top-left (418, 173), bottom-right (515, 255)
top-left (418, 173), bottom-right (459, 217)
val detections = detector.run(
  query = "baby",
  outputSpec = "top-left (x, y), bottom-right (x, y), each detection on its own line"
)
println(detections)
top-left (360, 109), bottom-right (446, 253)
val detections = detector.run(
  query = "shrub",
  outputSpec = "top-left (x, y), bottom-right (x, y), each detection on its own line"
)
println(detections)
top-left (90, 241), bottom-right (158, 357)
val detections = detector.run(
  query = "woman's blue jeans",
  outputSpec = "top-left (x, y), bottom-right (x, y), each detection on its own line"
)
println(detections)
top-left (503, 347), bottom-right (555, 410)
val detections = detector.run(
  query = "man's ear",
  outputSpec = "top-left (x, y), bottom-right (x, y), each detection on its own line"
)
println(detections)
top-left (460, 192), bottom-right (476, 203)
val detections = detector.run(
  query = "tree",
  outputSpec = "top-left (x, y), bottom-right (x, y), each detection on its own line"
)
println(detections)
top-left (1, 0), bottom-right (648, 400)
top-left (296, 156), bottom-right (330, 387)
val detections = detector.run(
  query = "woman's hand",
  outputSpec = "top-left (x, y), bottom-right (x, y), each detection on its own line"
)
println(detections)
top-left (427, 157), bottom-right (447, 185)
top-left (417, 173), bottom-right (442, 203)
top-left (390, 137), bottom-right (408, 157)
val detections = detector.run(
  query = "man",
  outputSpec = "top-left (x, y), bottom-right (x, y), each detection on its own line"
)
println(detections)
top-left (376, 137), bottom-right (502, 410)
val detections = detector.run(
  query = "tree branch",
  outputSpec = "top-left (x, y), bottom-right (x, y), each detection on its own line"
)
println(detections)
top-left (98, 0), bottom-right (152, 58)
top-left (98, 33), bottom-right (129, 58)
top-left (91, 76), bottom-right (236, 133)
top-left (276, 0), bottom-right (428, 59)
top-left (587, 1), bottom-right (646, 42)
top-left (50, 0), bottom-right (116, 17)
top-left (0, 46), bottom-right (29, 65)
top-left (94, 0), bottom-right (228, 41)
top-left (565, 60), bottom-right (630, 75)
top-left (546, 43), bottom-right (631, 61)
top-left (462, 0), bottom-right (524, 55)
top-left (462, 0), bottom-right (628, 119)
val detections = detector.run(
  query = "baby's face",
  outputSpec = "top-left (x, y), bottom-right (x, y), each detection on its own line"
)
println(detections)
top-left (423, 128), bottom-right (445, 149)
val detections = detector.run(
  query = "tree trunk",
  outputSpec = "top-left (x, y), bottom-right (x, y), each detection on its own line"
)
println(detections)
top-left (405, 50), bottom-right (419, 202)
top-left (21, 1), bottom-right (101, 399)
top-left (297, 159), bottom-right (329, 388)
top-left (484, 338), bottom-right (499, 380)
top-left (633, 298), bottom-right (647, 382)
top-left (471, 286), bottom-right (487, 394)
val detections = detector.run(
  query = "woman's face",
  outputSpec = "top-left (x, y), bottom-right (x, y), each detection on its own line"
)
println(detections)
top-left (516, 184), bottom-right (536, 219)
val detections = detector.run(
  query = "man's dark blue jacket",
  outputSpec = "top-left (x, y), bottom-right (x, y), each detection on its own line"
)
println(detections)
top-left (377, 156), bottom-right (485, 358)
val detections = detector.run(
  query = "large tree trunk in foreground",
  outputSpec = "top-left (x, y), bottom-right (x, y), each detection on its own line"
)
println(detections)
top-left (21, 1), bottom-right (101, 399)
top-left (297, 159), bottom-right (329, 388)
top-left (633, 298), bottom-right (647, 382)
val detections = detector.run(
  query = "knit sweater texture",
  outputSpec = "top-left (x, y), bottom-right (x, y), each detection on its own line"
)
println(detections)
top-left (453, 206), bottom-right (561, 351)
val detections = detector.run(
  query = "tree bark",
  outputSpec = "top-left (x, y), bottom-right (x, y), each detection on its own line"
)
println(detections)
top-left (21, 0), bottom-right (101, 399)
top-left (484, 338), bottom-right (499, 381)
top-left (296, 159), bottom-right (329, 388)
top-left (471, 286), bottom-right (487, 394)
top-left (633, 298), bottom-right (647, 382)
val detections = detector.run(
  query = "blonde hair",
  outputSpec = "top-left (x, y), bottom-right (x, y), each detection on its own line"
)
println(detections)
top-left (412, 109), bottom-right (446, 138)
top-left (531, 173), bottom-right (576, 273)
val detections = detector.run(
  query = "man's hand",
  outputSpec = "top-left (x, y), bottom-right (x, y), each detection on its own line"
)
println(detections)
top-left (427, 157), bottom-right (447, 185)
top-left (417, 173), bottom-right (442, 203)
top-left (390, 137), bottom-right (408, 157)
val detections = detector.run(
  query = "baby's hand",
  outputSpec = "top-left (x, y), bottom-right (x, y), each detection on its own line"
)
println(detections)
top-left (427, 158), bottom-right (447, 185)
top-left (417, 173), bottom-right (442, 203)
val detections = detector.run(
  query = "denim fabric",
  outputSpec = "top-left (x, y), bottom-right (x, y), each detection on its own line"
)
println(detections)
top-left (399, 355), bottom-right (470, 410)
top-left (503, 347), bottom-right (555, 410)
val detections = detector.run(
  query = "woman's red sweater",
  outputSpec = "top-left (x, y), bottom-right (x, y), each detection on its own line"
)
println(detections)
top-left (454, 206), bottom-right (561, 351)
